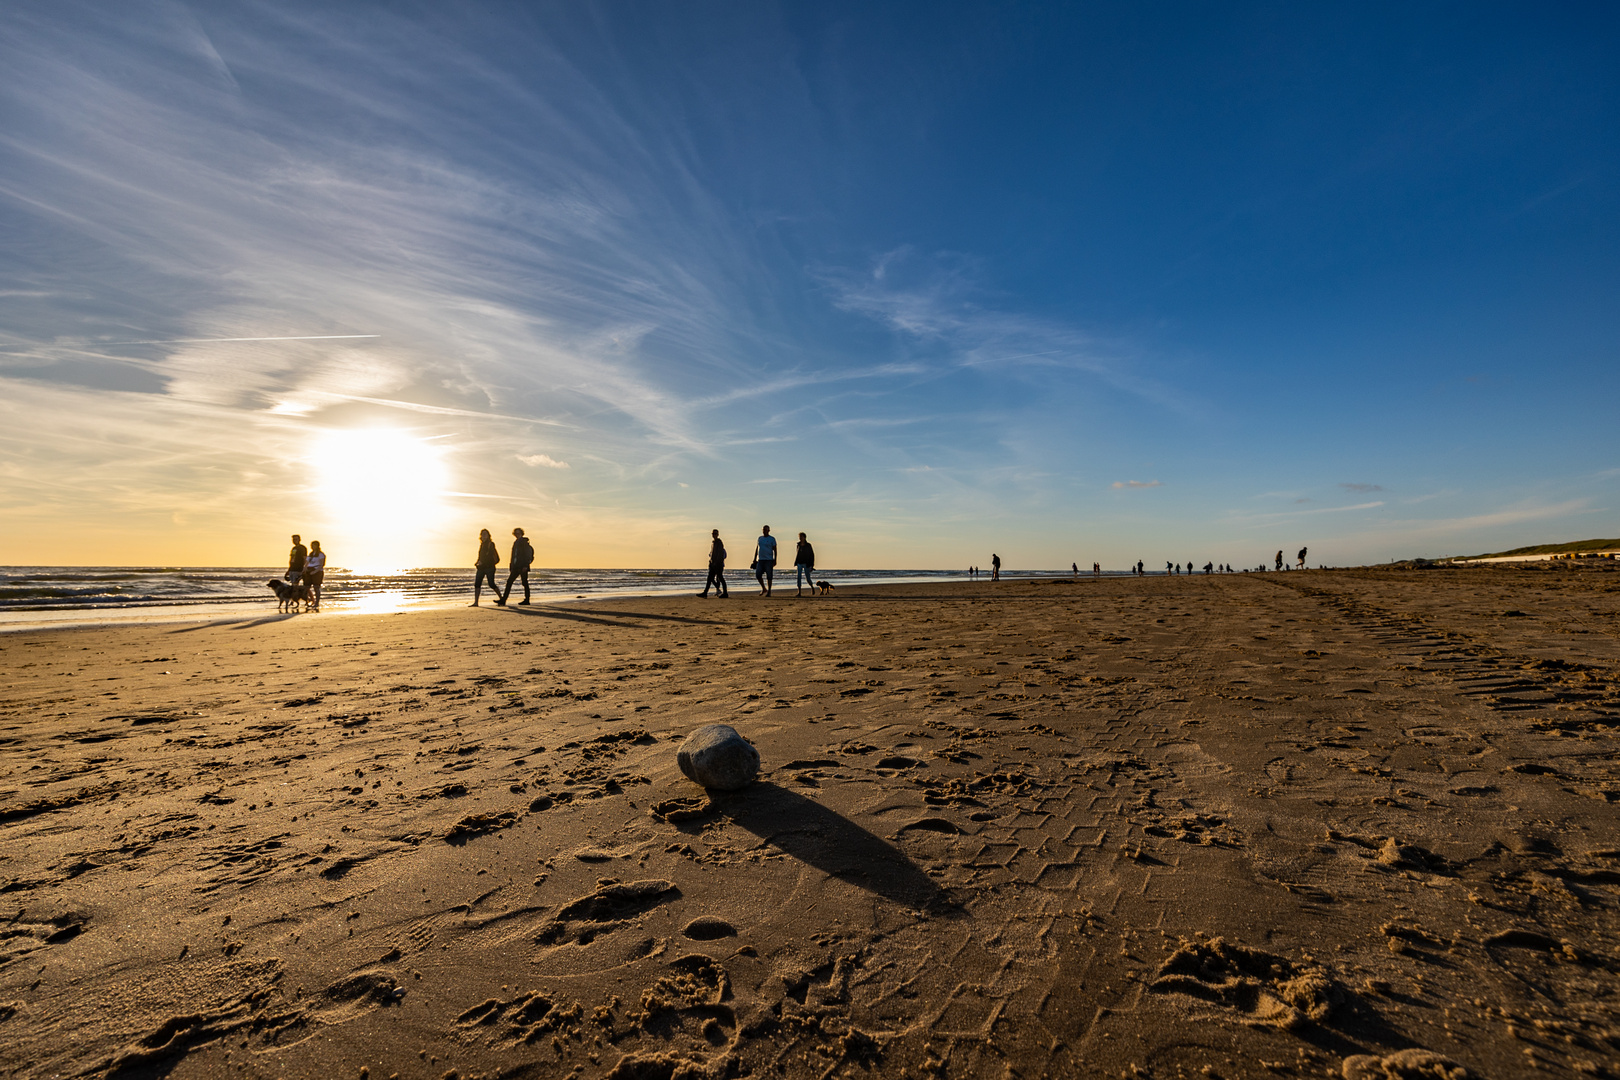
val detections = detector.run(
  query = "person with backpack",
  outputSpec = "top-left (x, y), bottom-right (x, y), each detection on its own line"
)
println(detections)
top-left (701, 529), bottom-right (728, 598)
top-left (497, 527), bottom-right (535, 606)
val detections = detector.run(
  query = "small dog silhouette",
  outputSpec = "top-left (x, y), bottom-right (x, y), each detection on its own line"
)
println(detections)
top-left (815, 581), bottom-right (834, 595)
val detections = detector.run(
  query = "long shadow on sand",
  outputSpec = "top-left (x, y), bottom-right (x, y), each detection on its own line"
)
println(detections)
top-left (707, 782), bottom-right (955, 913)
top-left (499, 605), bottom-right (718, 627)
top-left (168, 613), bottom-right (298, 633)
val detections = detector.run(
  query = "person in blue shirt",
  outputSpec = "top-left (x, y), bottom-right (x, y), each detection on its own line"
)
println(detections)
top-left (753, 525), bottom-right (777, 596)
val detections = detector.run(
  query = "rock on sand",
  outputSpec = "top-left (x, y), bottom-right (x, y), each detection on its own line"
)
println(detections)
top-left (677, 724), bottom-right (759, 791)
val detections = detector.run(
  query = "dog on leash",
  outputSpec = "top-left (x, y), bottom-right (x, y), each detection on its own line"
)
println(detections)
top-left (815, 580), bottom-right (834, 595)
top-left (266, 578), bottom-right (312, 612)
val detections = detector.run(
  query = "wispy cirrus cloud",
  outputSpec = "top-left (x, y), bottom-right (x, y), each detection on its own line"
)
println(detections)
top-left (1227, 500), bottom-right (1385, 525)
top-left (1393, 499), bottom-right (1592, 536)
top-left (0, 3), bottom-right (871, 561)
top-left (822, 251), bottom-right (1191, 416)
top-left (1113, 480), bottom-right (1162, 489)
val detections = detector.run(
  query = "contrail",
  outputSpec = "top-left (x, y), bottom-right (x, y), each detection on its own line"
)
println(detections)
top-left (98, 334), bottom-right (381, 345)
top-left (0, 334), bottom-right (381, 352)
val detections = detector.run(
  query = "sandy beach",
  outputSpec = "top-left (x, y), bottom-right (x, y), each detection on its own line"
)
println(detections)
top-left (2, 567), bottom-right (1617, 1080)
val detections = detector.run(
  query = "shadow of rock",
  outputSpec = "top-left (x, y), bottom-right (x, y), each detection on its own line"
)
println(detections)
top-left (710, 782), bottom-right (954, 913)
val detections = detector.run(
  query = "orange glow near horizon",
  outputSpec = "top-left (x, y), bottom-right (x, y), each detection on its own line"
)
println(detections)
top-left (308, 428), bottom-right (450, 573)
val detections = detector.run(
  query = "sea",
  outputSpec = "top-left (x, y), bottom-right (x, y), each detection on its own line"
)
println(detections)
top-left (0, 566), bottom-right (1103, 631)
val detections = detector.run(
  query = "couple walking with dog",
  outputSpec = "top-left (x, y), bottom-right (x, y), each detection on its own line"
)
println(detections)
top-left (267, 533), bottom-right (326, 611)
top-left (700, 526), bottom-right (821, 598)
top-left (473, 527), bottom-right (535, 607)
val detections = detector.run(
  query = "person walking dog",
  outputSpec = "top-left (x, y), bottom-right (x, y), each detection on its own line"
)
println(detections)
top-left (794, 533), bottom-right (817, 596)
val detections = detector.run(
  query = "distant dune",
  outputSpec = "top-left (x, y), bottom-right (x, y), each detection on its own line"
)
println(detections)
top-left (1455, 537), bottom-right (1620, 559)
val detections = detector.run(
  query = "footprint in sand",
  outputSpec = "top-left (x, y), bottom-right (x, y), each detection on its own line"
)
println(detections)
top-left (455, 988), bottom-right (585, 1047)
top-left (536, 879), bottom-right (681, 946)
top-left (681, 916), bottom-right (736, 940)
top-left (1341, 1048), bottom-right (1471, 1079)
top-left (648, 796), bottom-right (712, 823)
top-left (444, 810), bottom-right (520, 843)
top-left (1148, 936), bottom-right (1340, 1031)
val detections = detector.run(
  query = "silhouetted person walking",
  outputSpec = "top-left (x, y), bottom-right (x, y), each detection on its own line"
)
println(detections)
top-left (472, 529), bottom-right (499, 606)
top-left (1275, 550), bottom-right (1284, 571)
top-left (302, 541), bottom-right (327, 606)
top-left (794, 533), bottom-right (816, 596)
top-left (497, 528), bottom-right (534, 606)
top-left (1297, 546), bottom-right (1307, 570)
top-left (286, 534), bottom-right (307, 583)
top-left (991, 553), bottom-right (1001, 581)
top-left (701, 530), bottom-right (728, 598)
top-left (754, 526), bottom-right (777, 596)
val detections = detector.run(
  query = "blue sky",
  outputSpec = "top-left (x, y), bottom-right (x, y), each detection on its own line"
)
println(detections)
top-left (1, 2), bottom-right (1616, 569)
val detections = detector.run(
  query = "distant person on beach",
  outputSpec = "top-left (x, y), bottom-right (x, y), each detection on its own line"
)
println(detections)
top-left (1275, 550), bottom-right (1284, 571)
top-left (1297, 546), bottom-right (1308, 570)
top-left (286, 535), bottom-right (307, 583)
top-left (1072, 562), bottom-right (1079, 578)
top-left (991, 554), bottom-right (1001, 581)
top-left (1167, 561), bottom-right (1174, 575)
top-left (302, 541), bottom-right (327, 606)
top-left (472, 529), bottom-right (499, 606)
top-left (794, 533), bottom-right (816, 597)
top-left (701, 530), bottom-right (729, 598)
top-left (1204, 561), bottom-right (1213, 574)
top-left (754, 526), bottom-right (777, 596)
top-left (1093, 562), bottom-right (1100, 577)
top-left (497, 528), bottom-right (534, 606)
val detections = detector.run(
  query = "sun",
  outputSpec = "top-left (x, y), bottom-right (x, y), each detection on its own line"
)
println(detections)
top-left (308, 428), bottom-right (450, 570)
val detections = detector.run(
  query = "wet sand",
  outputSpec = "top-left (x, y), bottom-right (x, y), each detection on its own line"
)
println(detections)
top-left (2, 568), bottom-right (1618, 1079)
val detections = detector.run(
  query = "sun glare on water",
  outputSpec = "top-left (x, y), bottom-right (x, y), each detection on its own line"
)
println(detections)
top-left (309, 428), bottom-right (449, 572)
